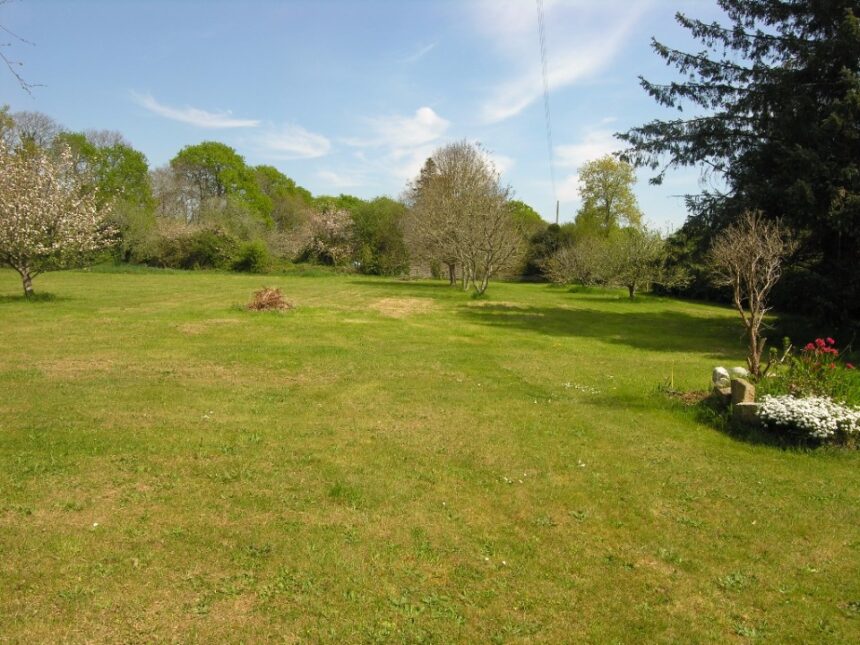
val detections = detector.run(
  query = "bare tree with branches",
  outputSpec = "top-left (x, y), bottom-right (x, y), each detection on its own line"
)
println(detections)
top-left (83, 129), bottom-right (130, 149)
top-left (1, 1), bottom-right (39, 94)
top-left (542, 236), bottom-right (610, 287)
top-left (406, 141), bottom-right (522, 294)
top-left (709, 211), bottom-right (797, 377)
top-left (9, 110), bottom-right (59, 149)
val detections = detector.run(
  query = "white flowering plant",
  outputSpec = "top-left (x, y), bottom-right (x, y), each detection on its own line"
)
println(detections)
top-left (0, 142), bottom-right (116, 296)
top-left (758, 394), bottom-right (860, 445)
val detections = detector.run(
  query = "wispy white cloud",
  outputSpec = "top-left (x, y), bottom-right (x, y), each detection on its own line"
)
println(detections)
top-left (488, 152), bottom-right (515, 176)
top-left (342, 107), bottom-right (451, 183)
top-left (317, 169), bottom-right (364, 188)
top-left (555, 126), bottom-right (620, 201)
top-left (131, 91), bottom-right (260, 129)
top-left (473, 0), bottom-right (651, 124)
top-left (346, 107), bottom-right (450, 149)
top-left (253, 124), bottom-right (331, 160)
top-left (556, 174), bottom-right (583, 203)
top-left (335, 108), bottom-right (514, 188)
top-left (555, 129), bottom-right (619, 169)
top-left (401, 42), bottom-right (437, 64)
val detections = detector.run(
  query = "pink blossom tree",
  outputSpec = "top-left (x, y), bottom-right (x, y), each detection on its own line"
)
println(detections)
top-left (305, 206), bottom-right (355, 266)
top-left (0, 143), bottom-right (115, 296)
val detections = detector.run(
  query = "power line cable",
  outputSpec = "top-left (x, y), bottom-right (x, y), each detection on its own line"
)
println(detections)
top-left (535, 0), bottom-right (557, 220)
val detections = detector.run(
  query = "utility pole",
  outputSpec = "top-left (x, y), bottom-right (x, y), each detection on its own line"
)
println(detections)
top-left (555, 200), bottom-right (559, 225)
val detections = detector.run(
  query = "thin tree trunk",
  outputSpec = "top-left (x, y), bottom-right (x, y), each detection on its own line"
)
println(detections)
top-left (627, 284), bottom-right (635, 299)
top-left (17, 266), bottom-right (34, 297)
top-left (747, 324), bottom-right (765, 378)
top-left (447, 263), bottom-right (456, 285)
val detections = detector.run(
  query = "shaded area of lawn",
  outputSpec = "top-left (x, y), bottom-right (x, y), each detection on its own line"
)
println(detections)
top-left (460, 302), bottom-right (741, 359)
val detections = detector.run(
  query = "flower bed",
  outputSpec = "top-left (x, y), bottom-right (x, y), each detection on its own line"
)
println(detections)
top-left (759, 337), bottom-right (859, 406)
top-left (758, 394), bottom-right (860, 444)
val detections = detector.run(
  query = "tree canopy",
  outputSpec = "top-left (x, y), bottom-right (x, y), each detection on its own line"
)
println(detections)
top-left (508, 200), bottom-right (546, 235)
top-left (406, 141), bottom-right (522, 294)
top-left (54, 131), bottom-right (152, 209)
top-left (352, 197), bottom-right (409, 276)
top-left (620, 0), bottom-right (860, 318)
top-left (170, 142), bottom-right (272, 224)
top-left (0, 142), bottom-right (115, 295)
top-left (574, 156), bottom-right (642, 234)
top-left (253, 164), bottom-right (313, 230)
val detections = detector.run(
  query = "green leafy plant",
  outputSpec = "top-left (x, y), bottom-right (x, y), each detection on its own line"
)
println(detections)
top-left (761, 337), bottom-right (859, 405)
top-left (232, 240), bottom-right (270, 273)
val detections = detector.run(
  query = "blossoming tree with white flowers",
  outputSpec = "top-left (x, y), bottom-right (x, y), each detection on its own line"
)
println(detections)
top-left (0, 143), bottom-right (115, 296)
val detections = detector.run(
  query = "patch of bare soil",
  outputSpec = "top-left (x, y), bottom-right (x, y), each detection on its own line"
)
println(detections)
top-left (369, 298), bottom-right (435, 318)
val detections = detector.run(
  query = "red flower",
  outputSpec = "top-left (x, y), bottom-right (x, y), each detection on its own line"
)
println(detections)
top-left (847, 363), bottom-right (856, 370)
top-left (804, 342), bottom-right (815, 351)
top-left (826, 337), bottom-right (836, 345)
top-left (815, 338), bottom-right (826, 348)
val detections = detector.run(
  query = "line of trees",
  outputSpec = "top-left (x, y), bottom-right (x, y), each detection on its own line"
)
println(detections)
top-left (0, 106), bottom-right (419, 293)
top-left (1, 106), bottom-right (682, 298)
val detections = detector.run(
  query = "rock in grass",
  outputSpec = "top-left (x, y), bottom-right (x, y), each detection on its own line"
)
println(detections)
top-left (733, 402), bottom-right (760, 425)
top-left (730, 366), bottom-right (750, 379)
top-left (731, 378), bottom-right (756, 405)
top-left (712, 385), bottom-right (732, 406)
top-left (712, 367), bottom-right (730, 388)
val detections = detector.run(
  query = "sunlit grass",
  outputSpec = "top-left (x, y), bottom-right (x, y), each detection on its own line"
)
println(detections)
top-left (1, 268), bottom-right (858, 642)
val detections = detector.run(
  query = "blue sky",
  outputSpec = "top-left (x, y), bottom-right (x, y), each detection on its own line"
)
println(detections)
top-left (1, 0), bottom-right (726, 228)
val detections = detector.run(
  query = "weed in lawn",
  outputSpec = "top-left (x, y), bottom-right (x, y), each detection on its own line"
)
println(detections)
top-left (718, 571), bottom-right (756, 592)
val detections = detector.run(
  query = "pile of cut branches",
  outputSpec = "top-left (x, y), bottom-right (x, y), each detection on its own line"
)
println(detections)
top-left (247, 287), bottom-right (293, 311)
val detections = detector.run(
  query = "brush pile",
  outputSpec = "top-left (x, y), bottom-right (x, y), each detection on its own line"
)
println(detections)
top-left (247, 287), bottom-right (293, 311)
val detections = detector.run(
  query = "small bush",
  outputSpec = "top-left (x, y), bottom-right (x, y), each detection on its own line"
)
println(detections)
top-left (247, 287), bottom-right (293, 311)
top-left (233, 240), bottom-right (270, 273)
top-left (760, 337), bottom-right (859, 405)
top-left (143, 226), bottom-right (239, 270)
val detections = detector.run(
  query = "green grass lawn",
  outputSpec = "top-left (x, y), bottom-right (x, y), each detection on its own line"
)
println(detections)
top-left (1, 267), bottom-right (858, 643)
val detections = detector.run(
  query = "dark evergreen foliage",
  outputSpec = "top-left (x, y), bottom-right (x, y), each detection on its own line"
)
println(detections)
top-left (620, 1), bottom-right (860, 319)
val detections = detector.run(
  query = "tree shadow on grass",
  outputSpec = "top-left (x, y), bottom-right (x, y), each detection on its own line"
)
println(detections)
top-left (553, 284), bottom-right (646, 302)
top-left (685, 394), bottom-right (793, 448)
top-left (593, 389), bottom-right (801, 449)
top-left (0, 292), bottom-right (67, 305)
top-left (347, 278), bottom-right (471, 302)
top-left (349, 279), bottom-right (455, 291)
top-left (459, 302), bottom-right (742, 358)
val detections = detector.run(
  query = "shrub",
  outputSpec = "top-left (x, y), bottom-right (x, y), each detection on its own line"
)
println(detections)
top-left (758, 395), bottom-right (860, 445)
top-left (247, 287), bottom-right (293, 311)
top-left (299, 207), bottom-right (355, 266)
top-left (232, 240), bottom-right (270, 273)
top-left (182, 228), bottom-right (238, 269)
top-left (143, 225), bottom-right (238, 270)
top-left (761, 337), bottom-right (859, 405)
